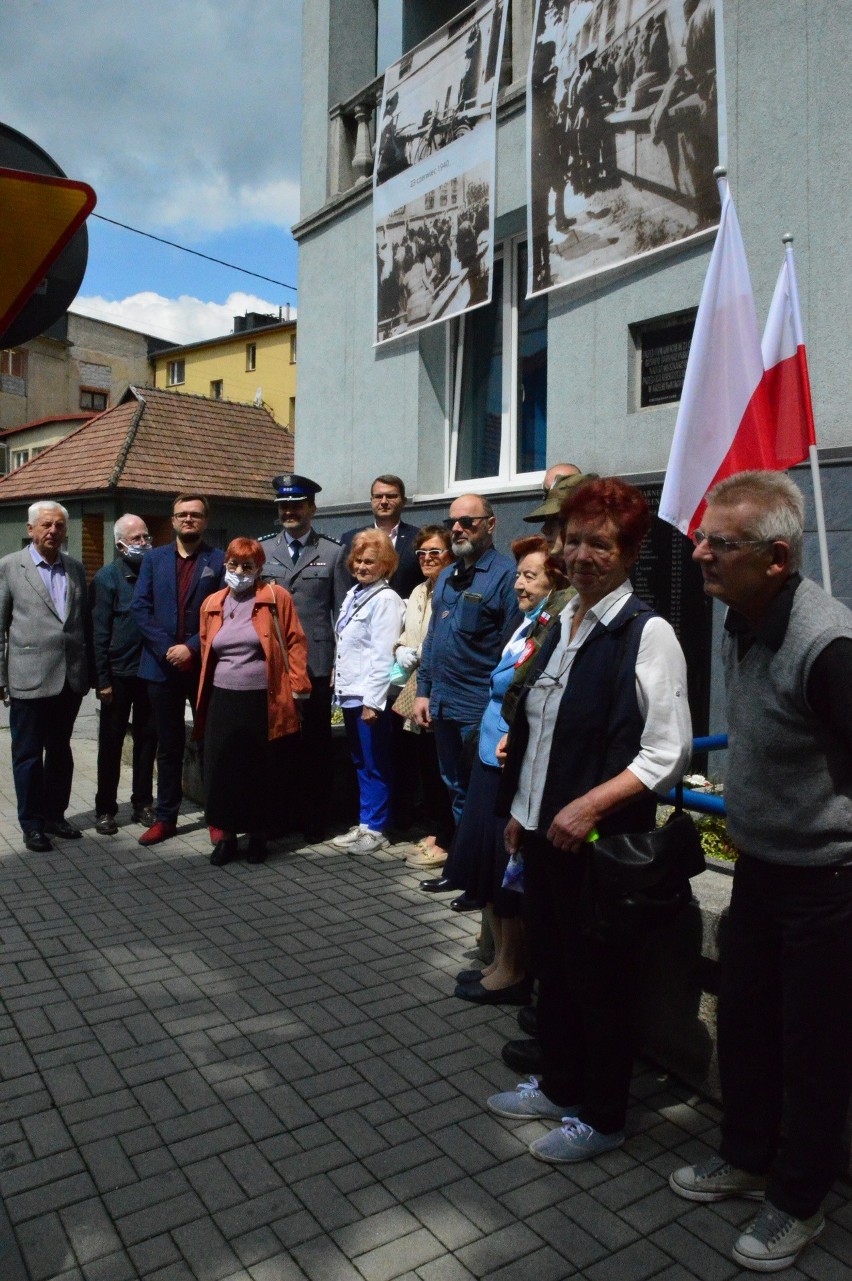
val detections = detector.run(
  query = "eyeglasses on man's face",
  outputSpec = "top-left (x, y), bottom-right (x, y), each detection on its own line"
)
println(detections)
top-left (173, 510), bottom-right (206, 522)
top-left (691, 530), bottom-right (773, 554)
top-left (443, 515), bottom-right (488, 531)
top-left (123, 533), bottom-right (152, 546)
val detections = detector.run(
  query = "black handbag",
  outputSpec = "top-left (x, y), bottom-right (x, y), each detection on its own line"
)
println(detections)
top-left (584, 794), bottom-right (706, 944)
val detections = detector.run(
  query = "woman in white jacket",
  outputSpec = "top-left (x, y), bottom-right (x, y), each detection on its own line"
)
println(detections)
top-left (332, 530), bottom-right (406, 854)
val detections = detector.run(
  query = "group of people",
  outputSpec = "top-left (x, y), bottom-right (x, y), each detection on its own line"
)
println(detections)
top-left (1, 461), bottom-right (849, 1274)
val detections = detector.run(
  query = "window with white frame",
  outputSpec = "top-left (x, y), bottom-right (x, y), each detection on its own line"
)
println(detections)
top-left (448, 238), bottom-right (547, 488)
top-left (210, 379), bottom-right (224, 400)
top-left (167, 359), bottom-right (185, 386)
top-left (11, 448), bottom-right (30, 470)
top-left (246, 343), bottom-right (256, 371)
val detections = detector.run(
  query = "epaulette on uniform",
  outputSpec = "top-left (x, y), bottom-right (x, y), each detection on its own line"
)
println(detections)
top-left (317, 531), bottom-right (342, 546)
top-left (258, 530), bottom-right (280, 542)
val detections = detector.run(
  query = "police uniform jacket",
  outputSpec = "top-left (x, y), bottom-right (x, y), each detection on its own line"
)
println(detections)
top-left (260, 527), bottom-right (350, 678)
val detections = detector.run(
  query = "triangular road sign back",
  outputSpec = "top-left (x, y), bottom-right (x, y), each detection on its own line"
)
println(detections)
top-left (0, 167), bottom-right (96, 334)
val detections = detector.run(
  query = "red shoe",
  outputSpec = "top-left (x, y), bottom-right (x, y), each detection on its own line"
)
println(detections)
top-left (138, 821), bottom-right (177, 846)
top-left (209, 826), bottom-right (224, 845)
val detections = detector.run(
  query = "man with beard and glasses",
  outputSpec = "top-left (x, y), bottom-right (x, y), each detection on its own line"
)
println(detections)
top-left (132, 494), bottom-right (224, 845)
top-left (414, 495), bottom-right (519, 896)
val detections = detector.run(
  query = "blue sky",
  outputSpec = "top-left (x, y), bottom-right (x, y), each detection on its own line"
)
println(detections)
top-left (1, 0), bottom-right (405, 345)
top-left (1, 0), bottom-right (303, 342)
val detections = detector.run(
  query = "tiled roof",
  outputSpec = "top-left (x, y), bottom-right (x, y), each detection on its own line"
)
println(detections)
top-left (0, 386), bottom-right (294, 504)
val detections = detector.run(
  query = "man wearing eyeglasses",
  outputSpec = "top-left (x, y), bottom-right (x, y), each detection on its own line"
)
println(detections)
top-left (132, 494), bottom-right (225, 845)
top-left (90, 514), bottom-right (157, 836)
top-left (669, 471), bottom-right (852, 1274)
top-left (414, 494), bottom-right (520, 841)
top-left (341, 474), bottom-right (421, 599)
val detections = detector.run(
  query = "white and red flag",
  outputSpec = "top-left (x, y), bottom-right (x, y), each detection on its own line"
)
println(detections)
top-left (659, 176), bottom-right (777, 535)
top-left (760, 241), bottom-right (817, 467)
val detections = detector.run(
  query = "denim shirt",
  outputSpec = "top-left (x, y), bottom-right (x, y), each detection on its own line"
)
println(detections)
top-left (417, 546), bottom-right (520, 722)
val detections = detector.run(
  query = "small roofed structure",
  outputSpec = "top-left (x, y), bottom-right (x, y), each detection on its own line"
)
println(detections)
top-left (0, 385), bottom-right (295, 577)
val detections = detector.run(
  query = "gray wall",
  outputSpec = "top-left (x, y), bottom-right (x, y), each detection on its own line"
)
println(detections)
top-left (296, 0), bottom-right (851, 501)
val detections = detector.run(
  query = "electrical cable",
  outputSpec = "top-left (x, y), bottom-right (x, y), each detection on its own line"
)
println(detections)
top-left (91, 213), bottom-right (297, 291)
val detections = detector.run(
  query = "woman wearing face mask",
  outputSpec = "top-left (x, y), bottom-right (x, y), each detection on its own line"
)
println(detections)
top-left (195, 538), bottom-right (310, 867)
top-left (449, 536), bottom-right (573, 1004)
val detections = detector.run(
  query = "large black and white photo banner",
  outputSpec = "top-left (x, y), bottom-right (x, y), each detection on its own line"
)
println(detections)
top-left (527, 0), bottom-right (721, 298)
top-left (374, 0), bottom-right (508, 346)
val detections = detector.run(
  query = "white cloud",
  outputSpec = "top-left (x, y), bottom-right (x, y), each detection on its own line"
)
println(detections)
top-left (0, 0), bottom-right (303, 237)
top-left (73, 291), bottom-right (297, 345)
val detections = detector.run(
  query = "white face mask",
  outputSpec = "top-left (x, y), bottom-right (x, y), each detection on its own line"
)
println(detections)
top-left (224, 569), bottom-right (257, 593)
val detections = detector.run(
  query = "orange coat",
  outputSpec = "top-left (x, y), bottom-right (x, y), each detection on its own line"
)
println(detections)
top-left (195, 582), bottom-right (311, 741)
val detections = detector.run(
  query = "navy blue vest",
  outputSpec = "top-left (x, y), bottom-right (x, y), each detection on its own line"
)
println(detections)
top-left (500, 593), bottom-right (658, 838)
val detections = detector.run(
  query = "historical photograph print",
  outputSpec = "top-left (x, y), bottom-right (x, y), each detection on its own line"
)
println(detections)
top-left (527, 0), bottom-right (720, 297)
top-left (374, 1), bottom-right (507, 346)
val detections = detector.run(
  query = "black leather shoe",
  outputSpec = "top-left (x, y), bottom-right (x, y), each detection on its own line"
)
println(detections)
top-left (131, 804), bottom-right (156, 826)
top-left (44, 819), bottom-right (83, 839)
top-left (455, 978), bottom-right (532, 1005)
top-left (210, 840), bottom-right (237, 867)
top-left (502, 1038), bottom-right (543, 1075)
top-left (420, 876), bottom-right (456, 893)
top-left (450, 893), bottom-right (484, 912)
top-left (456, 968), bottom-right (483, 985)
top-left (95, 814), bottom-right (118, 836)
top-left (517, 1004), bottom-right (538, 1037)
top-left (23, 831), bottom-right (53, 853)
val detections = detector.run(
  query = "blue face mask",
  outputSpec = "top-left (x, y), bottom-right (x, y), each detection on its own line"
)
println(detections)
top-left (523, 596), bottom-right (548, 622)
top-left (224, 569), bottom-right (257, 594)
top-left (119, 542), bottom-right (150, 565)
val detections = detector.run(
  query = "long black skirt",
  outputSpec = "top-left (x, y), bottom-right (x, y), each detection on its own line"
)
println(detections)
top-left (448, 755), bottom-right (521, 918)
top-left (203, 687), bottom-right (288, 833)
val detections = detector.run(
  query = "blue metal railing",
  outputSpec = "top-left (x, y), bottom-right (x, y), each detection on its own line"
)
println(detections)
top-left (663, 734), bottom-right (728, 817)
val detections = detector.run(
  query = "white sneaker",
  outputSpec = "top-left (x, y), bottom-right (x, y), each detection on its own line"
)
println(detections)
top-left (346, 829), bottom-right (389, 854)
top-left (732, 1202), bottom-right (824, 1271)
top-left (331, 824), bottom-right (365, 848)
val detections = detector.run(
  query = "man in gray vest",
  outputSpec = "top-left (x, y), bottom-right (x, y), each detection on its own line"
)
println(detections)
top-left (670, 471), bottom-right (852, 1273)
top-left (260, 474), bottom-right (350, 842)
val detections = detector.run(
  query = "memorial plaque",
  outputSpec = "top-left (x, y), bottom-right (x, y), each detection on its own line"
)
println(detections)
top-left (640, 318), bottom-right (695, 408)
top-left (631, 482), bottom-right (713, 746)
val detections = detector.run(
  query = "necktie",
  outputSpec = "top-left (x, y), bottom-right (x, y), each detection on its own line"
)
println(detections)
top-left (290, 539), bottom-right (301, 565)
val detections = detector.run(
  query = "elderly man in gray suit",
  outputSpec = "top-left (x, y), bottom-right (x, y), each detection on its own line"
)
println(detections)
top-left (0, 500), bottom-right (92, 852)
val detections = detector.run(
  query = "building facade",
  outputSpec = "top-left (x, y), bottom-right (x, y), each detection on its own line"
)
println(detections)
top-left (0, 311), bottom-right (169, 436)
top-left (293, 0), bottom-right (851, 735)
top-left (151, 312), bottom-right (298, 428)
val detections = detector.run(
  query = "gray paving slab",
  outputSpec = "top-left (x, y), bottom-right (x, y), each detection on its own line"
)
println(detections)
top-left (1, 722), bottom-right (849, 1281)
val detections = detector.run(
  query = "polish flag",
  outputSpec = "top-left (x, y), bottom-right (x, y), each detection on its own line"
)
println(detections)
top-left (760, 241), bottom-right (816, 468)
top-left (659, 177), bottom-right (777, 535)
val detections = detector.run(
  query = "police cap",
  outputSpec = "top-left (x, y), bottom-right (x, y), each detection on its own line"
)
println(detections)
top-left (272, 473), bottom-right (322, 502)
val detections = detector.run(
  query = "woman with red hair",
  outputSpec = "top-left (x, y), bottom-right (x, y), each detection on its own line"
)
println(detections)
top-left (488, 478), bottom-right (692, 1163)
top-left (195, 537), bottom-right (310, 866)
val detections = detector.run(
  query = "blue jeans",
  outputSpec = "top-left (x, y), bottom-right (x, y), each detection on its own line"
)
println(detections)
top-left (432, 716), bottom-right (481, 825)
top-left (342, 705), bottom-right (394, 832)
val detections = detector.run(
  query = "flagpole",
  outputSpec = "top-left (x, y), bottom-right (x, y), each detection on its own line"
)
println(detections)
top-left (782, 234), bottom-right (832, 595)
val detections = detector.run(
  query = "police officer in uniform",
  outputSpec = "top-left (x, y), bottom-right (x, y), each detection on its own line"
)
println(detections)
top-left (259, 474), bottom-right (350, 842)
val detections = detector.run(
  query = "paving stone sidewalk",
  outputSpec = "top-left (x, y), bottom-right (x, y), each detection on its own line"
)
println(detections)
top-left (1, 722), bottom-right (850, 1281)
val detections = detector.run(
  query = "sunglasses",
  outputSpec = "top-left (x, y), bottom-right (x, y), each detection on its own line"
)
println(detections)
top-left (415, 548), bottom-right (447, 559)
top-left (442, 515), bottom-right (488, 531)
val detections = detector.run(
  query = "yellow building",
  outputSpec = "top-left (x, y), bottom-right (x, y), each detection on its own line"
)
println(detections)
top-left (151, 311), bottom-right (297, 428)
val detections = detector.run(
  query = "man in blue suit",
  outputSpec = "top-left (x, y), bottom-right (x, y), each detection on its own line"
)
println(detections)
top-left (340, 474), bottom-right (421, 599)
top-left (132, 494), bottom-right (224, 845)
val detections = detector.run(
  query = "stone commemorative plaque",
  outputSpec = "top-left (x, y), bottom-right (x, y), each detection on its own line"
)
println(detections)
top-left (631, 482), bottom-right (713, 741)
top-left (640, 319), bottom-right (695, 408)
